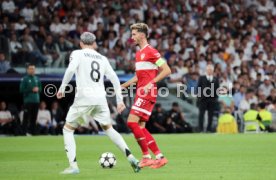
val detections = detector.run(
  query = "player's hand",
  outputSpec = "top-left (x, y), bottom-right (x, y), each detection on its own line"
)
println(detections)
top-left (56, 91), bottom-right (64, 99)
top-left (117, 102), bottom-right (126, 114)
top-left (143, 82), bottom-right (153, 95)
top-left (32, 87), bottom-right (39, 92)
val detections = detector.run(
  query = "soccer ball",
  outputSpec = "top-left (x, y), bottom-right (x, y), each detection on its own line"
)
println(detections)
top-left (99, 152), bottom-right (117, 168)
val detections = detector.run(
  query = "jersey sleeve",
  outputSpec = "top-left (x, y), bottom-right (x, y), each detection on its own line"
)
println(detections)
top-left (148, 48), bottom-right (166, 67)
top-left (59, 51), bottom-right (80, 93)
top-left (103, 57), bottom-right (123, 104)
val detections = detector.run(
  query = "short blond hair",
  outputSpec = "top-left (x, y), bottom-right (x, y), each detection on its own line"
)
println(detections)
top-left (130, 23), bottom-right (149, 37)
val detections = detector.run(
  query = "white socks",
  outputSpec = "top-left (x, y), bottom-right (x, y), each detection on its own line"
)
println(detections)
top-left (63, 127), bottom-right (78, 168)
top-left (143, 154), bottom-right (152, 159)
top-left (156, 153), bottom-right (164, 159)
top-left (105, 127), bottom-right (132, 158)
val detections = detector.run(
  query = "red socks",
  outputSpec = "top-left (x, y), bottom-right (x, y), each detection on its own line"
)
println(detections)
top-left (127, 122), bottom-right (161, 156)
top-left (127, 122), bottom-right (149, 155)
top-left (142, 128), bottom-right (161, 155)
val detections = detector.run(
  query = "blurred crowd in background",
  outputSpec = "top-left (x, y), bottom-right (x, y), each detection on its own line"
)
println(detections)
top-left (0, 100), bottom-right (192, 135)
top-left (1, 0), bottom-right (276, 135)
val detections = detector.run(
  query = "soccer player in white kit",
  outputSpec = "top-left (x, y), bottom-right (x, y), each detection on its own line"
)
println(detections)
top-left (57, 32), bottom-right (140, 174)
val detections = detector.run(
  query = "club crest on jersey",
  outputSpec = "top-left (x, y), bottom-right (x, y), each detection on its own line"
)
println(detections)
top-left (141, 53), bottom-right (145, 60)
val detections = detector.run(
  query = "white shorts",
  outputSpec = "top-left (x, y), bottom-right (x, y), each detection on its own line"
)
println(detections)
top-left (65, 104), bottom-right (111, 128)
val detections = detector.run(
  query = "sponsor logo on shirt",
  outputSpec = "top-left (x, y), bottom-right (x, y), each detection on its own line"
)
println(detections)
top-left (141, 53), bottom-right (145, 60)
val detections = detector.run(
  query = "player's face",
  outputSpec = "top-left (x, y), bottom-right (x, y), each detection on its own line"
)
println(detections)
top-left (131, 29), bottom-right (142, 45)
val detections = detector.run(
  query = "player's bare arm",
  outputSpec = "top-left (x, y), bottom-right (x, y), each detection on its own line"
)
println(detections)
top-left (144, 62), bottom-right (171, 94)
top-left (121, 75), bottom-right (138, 89)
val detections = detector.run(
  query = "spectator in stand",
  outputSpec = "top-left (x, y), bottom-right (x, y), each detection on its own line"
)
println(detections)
top-left (239, 89), bottom-right (255, 113)
top-left (20, 2), bottom-right (34, 23)
top-left (233, 85), bottom-right (246, 110)
top-left (42, 35), bottom-right (62, 67)
top-left (166, 102), bottom-right (191, 133)
top-left (2, 0), bottom-right (16, 15)
top-left (0, 101), bottom-right (13, 134)
top-left (167, 66), bottom-right (183, 89)
top-left (56, 35), bottom-right (72, 67)
top-left (0, 51), bottom-right (11, 73)
top-left (258, 76), bottom-right (275, 97)
top-left (10, 33), bottom-right (25, 66)
top-left (50, 101), bottom-right (64, 135)
top-left (146, 103), bottom-right (167, 134)
top-left (0, 24), bottom-right (9, 57)
top-left (218, 86), bottom-right (235, 113)
top-left (21, 34), bottom-right (49, 66)
top-left (50, 16), bottom-right (64, 37)
top-left (267, 89), bottom-right (276, 104)
top-left (36, 101), bottom-right (51, 135)
top-left (33, 26), bottom-right (48, 52)
top-left (14, 16), bottom-right (27, 32)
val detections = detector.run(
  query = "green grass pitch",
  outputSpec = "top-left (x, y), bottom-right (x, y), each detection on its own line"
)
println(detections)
top-left (0, 134), bottom-right (276, 180)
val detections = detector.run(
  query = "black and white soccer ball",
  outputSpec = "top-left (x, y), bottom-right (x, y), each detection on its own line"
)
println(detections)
top-left (99, 152), bottom-right (117, 168)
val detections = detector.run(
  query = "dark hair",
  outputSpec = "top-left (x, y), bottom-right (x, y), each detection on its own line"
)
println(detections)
top-left (155, 103), bottom-right (161, 108)
top-left (172, 102), bottom-right (179, 107)
top-left (250, 103), bottom-right (257, 110)
top-left (26, 63), bottom-right (35, 68)
top-left (258, 102), bottom-right (266, 109)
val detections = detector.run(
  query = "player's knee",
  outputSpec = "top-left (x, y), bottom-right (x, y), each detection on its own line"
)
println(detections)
top-left (127, 122), bottom-right (139, 130)
top-left (139, 121), bottom-right (146, 128)
top-left (101, 124), bottom-right (112, 131)
top-left (63, 123), bottom-right (76, 133)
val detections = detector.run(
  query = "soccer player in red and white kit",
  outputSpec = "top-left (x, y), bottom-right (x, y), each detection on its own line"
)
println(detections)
top-left (121, 23), bottom-right (171, 169)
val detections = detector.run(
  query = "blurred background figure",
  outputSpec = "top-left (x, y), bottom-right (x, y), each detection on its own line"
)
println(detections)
top-left (0, 101), bottom-right (13, 134)
top-left (36, 101), bottom-right (51, 135)
top-left (146, 103), bottom-right (167, 133)
top-left (216, 108), bottom-right (238, 134)
top-left (166, 102), bottom-right (192, 133)
top-left (257, 102), bottom-right (273, 132)
top-left (0, 51), bottom-right (11, 73)
top-left (197, 64), bottom-right (220, 132)
top-left (20, 64), bottom-right (41, 136)
top-left (50, 101), bottom-right (64, 135)
top-left (76, 115), bottom-right (99, 135)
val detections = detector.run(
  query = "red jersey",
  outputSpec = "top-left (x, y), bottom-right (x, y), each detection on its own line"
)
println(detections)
top-left (135, 44), bottom-right (161, 102)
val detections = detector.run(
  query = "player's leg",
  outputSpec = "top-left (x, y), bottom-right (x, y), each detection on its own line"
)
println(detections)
top-left (139, 122), bottom-right (168, 169)
top-left (94, 105), bottom-right (140, 172)
top-left (127, 114), bottom-right (150, 155)
top-left (139, 121), bottom-right (161, 156)
top-left (126, 114), bottom-right (155, 168)
top-left (135, 99), bottom-right (168, 169)
top-left (61, 123), bottom-right (80, 174)
top-left (60, 106), bottom-right (80, 174)
top-left (101, 124), bottom-right (140, 173)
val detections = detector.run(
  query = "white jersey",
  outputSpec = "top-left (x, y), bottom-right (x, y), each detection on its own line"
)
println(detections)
top-left (59, 48), bottom-right (123, 106)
